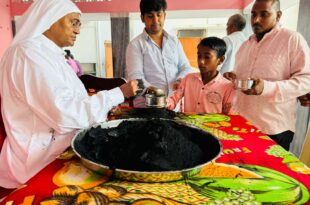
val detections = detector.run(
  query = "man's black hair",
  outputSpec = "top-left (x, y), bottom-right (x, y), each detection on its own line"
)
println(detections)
top-left (255, 0), bottom-right (281, 11)
top-left (198, 37), bottom-right (226, 58)
top-left (140, 0), bottom-right (167, 16)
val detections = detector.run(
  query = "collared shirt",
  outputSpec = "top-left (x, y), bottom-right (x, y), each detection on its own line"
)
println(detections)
top-left (0, 35), bottom-right (124, 188)
top-left (220, 31), bottom-right (247, 74)
top-left (234, 24), bottom-right (310, 135)
top-left (167, 73), bottom-right (235, 114)
top-left (126, 29), bottom-right (193, 97)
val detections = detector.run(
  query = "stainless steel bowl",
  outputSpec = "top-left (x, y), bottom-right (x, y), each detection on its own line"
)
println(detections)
top-left (71, 118), bottom-right (222, 182)
top-left (235, 79), bottom-right (254, 91)
top-left (145, 94), bottom-right (166, 108)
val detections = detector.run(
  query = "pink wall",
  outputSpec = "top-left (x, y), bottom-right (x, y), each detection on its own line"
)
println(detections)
top-left (11, 0), bottom-right (253, 16)
top-left (0, 0), bottom-right (13, 59)
top-left (243, 0), bottom-right (253, 7)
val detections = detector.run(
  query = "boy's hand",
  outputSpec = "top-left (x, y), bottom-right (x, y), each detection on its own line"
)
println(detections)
top-left (165, 99), bottom-right (170, 108)
top-left (165, 98), bottom-right (173, 110)
top-left (172, 78), bottom-right (182, 90)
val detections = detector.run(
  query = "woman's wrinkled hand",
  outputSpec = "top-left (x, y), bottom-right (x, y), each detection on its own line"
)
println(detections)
top-left (120, 80), bottom-right (139, 98)
top-left (109, 106), bottom-right (122, 116)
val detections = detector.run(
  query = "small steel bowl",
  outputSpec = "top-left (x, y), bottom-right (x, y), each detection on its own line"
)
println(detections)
top-left (145, 94), bottom-right (166, 108)
top-left (235, 79), bottom-right (254, 91)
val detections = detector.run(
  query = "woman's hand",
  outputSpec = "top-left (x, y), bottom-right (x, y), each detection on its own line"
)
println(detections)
top-left (120, 80), bottom-right (139, 98)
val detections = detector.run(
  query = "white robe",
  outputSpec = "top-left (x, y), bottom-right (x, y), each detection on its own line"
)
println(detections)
top-left (0, 0), bottom-right (124, 188)
top-left (220, 31), bottom-right (247, 74)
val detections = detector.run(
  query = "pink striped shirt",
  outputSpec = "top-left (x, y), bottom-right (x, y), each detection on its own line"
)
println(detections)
top-left (234, 24), bottom-right (310, 134)
top-left (167, 73), bottom-right (235, 114)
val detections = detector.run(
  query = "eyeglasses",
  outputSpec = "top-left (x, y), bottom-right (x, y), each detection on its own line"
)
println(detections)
top-left (70, 19), bottom-right (82, 30)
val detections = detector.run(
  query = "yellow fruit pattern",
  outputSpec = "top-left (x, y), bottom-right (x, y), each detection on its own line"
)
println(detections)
top-left (53, 160), bottom-right (108, 189)
top-left (41, 163), bottom-right (274, 205)
top-left (177, 114), bottom-right (242, 141)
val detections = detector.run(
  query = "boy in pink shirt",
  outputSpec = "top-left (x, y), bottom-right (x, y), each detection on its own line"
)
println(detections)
top-left (166, 37), bottom-right (235, 114)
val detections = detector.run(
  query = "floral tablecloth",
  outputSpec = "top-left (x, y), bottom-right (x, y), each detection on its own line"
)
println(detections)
top-left (1, 112), bottom-right (309, 205)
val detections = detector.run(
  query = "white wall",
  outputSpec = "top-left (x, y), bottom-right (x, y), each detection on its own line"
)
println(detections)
top-left (280, 2), bottom-right (299, 31)
top-left (129, 10), bottom-right (240, 40)
top-left (66, 13), bottom-right (112, 76)
top-left (69, 21), bottom-right (97, 63)
top-left (72, 10), bottom-right (238, 76)
top-left (70, 1), bottom-right (300, 76)
top-left (130, 17), bottom-right (228, 40)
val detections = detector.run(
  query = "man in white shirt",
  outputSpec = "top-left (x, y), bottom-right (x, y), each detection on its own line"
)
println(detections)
top-left (0, 0), bottom-right (138, 188)
top-left (220, 14), bottom-right (247, 74)
top-left (126, 0), bottom-right (193, 107)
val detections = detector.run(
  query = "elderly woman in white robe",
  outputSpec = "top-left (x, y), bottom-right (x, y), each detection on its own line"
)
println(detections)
top-left (0, 0), bottom-right (138, 188)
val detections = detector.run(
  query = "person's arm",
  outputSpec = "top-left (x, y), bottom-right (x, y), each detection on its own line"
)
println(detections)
top-left (14, 50), bottom-right (125, 134)
top-left (175, 40), bottom-right (193, 80)
top-left (222, 83), bottom-right (237, 115)
top-left (260, 33), bottom-right (310, 102)
top-left (126, 40), bottom-right (151, 88)
top-left (166, 77), bottom-right (186, 110)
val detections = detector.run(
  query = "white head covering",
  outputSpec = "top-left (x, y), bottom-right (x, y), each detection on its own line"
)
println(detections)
top-left (11, 0), bottom-right (81, 46)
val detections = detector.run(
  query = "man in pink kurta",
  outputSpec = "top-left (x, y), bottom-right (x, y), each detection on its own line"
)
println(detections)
top-left (227, 0), bottom-right (310, 150)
